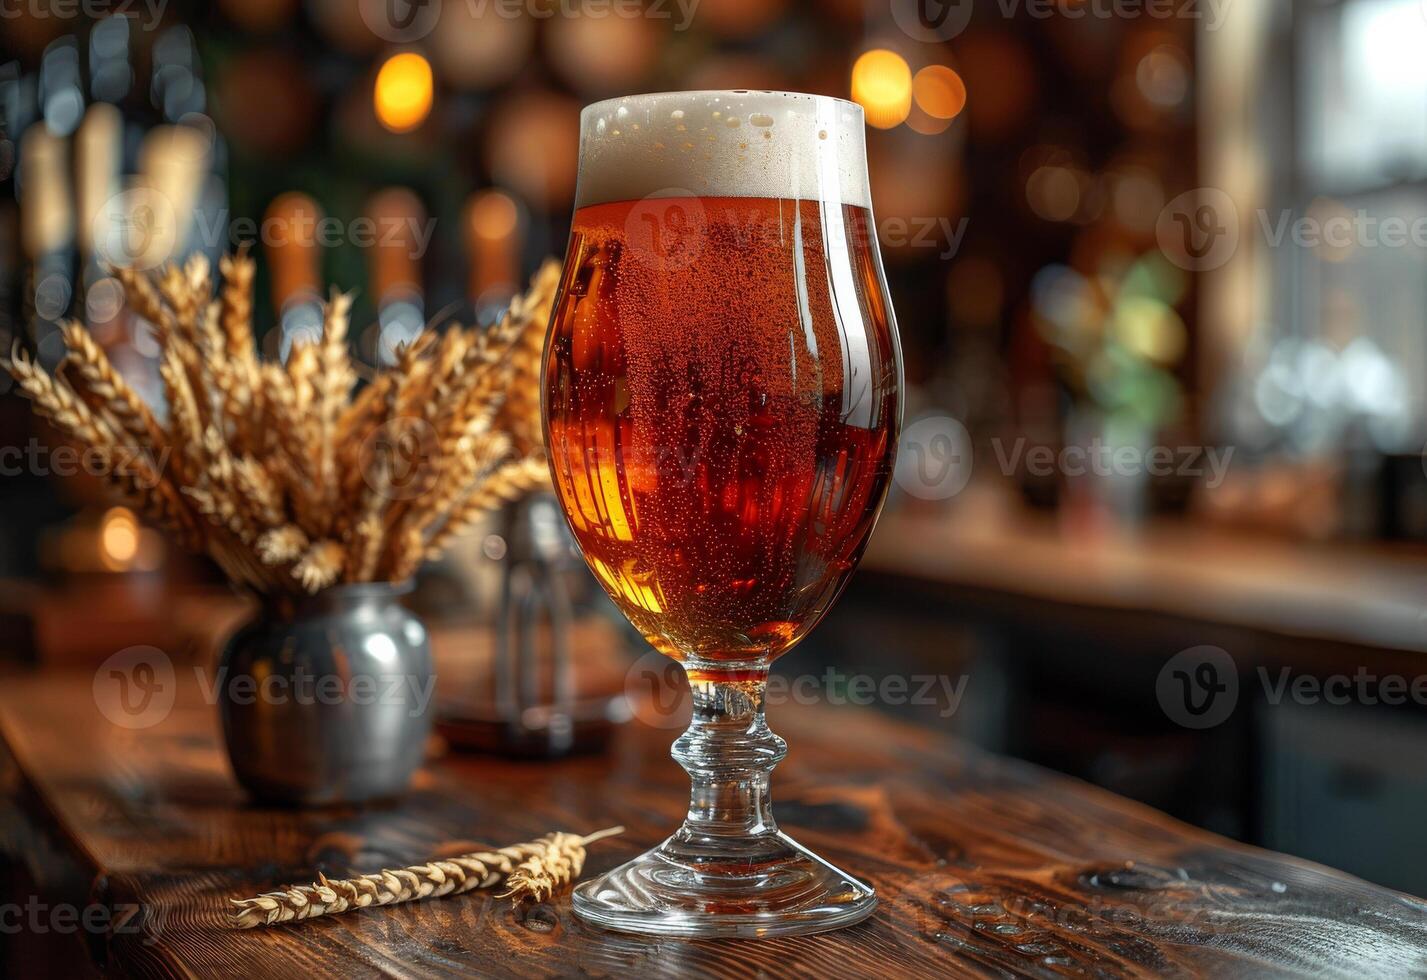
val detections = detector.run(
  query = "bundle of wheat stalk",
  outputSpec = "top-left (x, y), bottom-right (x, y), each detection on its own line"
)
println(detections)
top-left (229, 826), bottom-right (623, 928)
top-left (1, 253), bottom-right (561, 595)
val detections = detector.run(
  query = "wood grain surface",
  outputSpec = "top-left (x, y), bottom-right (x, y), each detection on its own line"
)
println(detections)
top-left (1, 670), bottom-right (1425, 978)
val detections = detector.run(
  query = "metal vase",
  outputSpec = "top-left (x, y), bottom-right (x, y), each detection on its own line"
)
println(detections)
top-left (217, 582), bottom-right (434, 806)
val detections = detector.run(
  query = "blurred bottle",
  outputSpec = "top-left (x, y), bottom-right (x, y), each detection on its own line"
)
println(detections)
top-left (264, 191), bottom-right (324, 359)
top-left (463, 188), bottom-right (523, 328)
top-left (366, 187), bottom-right (426, 364)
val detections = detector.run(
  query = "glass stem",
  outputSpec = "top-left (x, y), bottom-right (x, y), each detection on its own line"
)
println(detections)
top-left (671, 670), bottom-right (786, 839)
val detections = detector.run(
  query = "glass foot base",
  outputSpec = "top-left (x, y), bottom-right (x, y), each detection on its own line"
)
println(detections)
top-left (571, 829), bottom-right (876, 938)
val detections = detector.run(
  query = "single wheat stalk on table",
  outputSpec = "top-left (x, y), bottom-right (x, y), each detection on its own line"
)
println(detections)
top-left (228, 826), bottom-right (623, 929)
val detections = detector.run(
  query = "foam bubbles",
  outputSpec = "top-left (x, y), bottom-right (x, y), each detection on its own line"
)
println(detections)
top-left (574, 91), bottom-right (869, 209)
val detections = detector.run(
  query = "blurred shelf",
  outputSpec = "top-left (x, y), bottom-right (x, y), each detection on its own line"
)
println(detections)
top-left (864, 506), bottom-right (1427, 655)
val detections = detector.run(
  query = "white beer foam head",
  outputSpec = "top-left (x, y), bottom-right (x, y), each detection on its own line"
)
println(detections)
top-left (575, 91), bottom-right (870, 209)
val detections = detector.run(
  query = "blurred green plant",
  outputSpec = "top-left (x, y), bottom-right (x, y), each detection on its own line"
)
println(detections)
top-left (1030, 250), bottom-right (1187, 436)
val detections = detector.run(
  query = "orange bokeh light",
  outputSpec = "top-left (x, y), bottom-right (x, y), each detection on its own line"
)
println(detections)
top-left (374, 52), bottom-right (434, 133)
top-left (913, 65), bottom-right (967, 121)
top-left (470, 189), bottom-right (519, 240)
top-left (851, 49), bottom-right (912, 129)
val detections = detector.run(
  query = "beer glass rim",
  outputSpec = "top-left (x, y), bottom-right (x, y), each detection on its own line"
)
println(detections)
top-left (579, 90), bottom-right (864, 124)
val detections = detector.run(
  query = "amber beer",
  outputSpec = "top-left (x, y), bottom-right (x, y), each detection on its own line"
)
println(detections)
top-left (544, 190), bottom-right (899, 675)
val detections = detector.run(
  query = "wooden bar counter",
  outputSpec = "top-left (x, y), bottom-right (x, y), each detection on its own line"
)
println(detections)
top-left (1, 670), bottom-right (1425, 977)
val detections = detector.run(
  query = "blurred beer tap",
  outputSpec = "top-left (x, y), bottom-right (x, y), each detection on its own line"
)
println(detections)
top-left (18, 122), bottom-right (74, 367)
top-left (150, 27), bottom-right (206, 123)
top-left (11, 37), bottom-right (89, 366)
top-left (263, 191), bottom-right (324, 360)
top-left (133, 123), bottom-right (211, 271)
top-left (38, 36), bottom-right (84, 139)
top-left (75, 103), bottom-right (121, 286)
top-left (87, 15), bottom-right (133, 106)
top-left (365, 187), bottom-right (426, 365)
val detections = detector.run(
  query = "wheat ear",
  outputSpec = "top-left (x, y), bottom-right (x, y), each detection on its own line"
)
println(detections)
top-left (217, 251), bottom-right (259, 451)
top-left (498, 826), bottom-right (625, 903)
top-left (423, 455), bottom-right (552, 560)
top-left (316, 289), bottom-right (355, 526)
top-left (58, 320), bottom-right (167, 450)
top-left (3, 345), bottom-right (199, 544)
top-left (228, 827), bottom-right (623, 929)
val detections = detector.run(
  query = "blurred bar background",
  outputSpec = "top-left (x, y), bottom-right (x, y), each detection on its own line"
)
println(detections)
top-left (3, 0), bottom-right (1427, 893)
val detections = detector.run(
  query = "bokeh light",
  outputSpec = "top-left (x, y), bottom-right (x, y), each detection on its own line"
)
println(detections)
top-left (1026, 165), bottom-right (1082, 222)
top-left (548, 13), bottom-right (659, 95)
top-left (470, 190), bottom-right (519, 242)
top-left (913, 66), bottom-right (967, 120)
top-left (374, 52), bottom-right (433, 133)
top-left (485, 91), bottom-right (581, 208)
top-left (852, 49), bottom-right (913, 130)
top-left (431, 0), bottom-right (533, 90)
top-left (99, 507), bottom-right (139, 570)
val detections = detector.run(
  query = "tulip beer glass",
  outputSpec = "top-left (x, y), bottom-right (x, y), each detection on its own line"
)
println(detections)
top-left (542, 91), bottom-right (902, 937)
